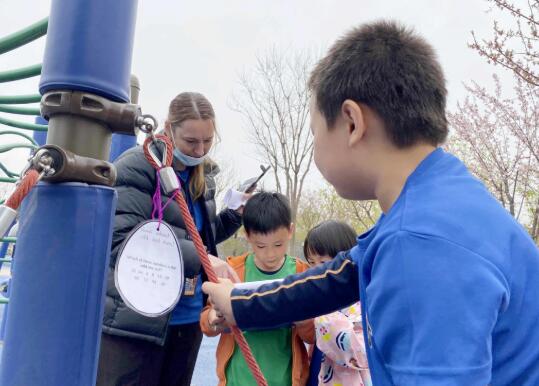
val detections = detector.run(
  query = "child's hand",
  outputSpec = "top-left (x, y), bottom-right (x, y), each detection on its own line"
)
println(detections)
top-left (207, 308), bottom-right (227, 333)
top-left (202, 279), bottom-right (236, 326)
top-left (208, 254), bottom-right (240, 283)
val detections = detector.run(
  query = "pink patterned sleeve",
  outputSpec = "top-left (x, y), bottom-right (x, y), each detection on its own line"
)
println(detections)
top-left (314, 304), bottom-right (369, 371)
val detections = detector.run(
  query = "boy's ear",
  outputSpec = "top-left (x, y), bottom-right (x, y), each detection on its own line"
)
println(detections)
top-left (341, 99), bottom-right (366, 147)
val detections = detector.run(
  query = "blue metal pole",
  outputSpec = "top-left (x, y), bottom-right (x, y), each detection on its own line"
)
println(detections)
top-left (0, 237), bottom-right (13, 342)
top-left (0, 183), bottom-right (116, 385)
top-left (1, 0), bottom-right (137, 383)
top-left (0, 117), bottom-right (45, 345)
top-left (109, 74), bottom-right (140, 162)
top-left (33, 116), bottom-right (48, 146)
top-left (39, 1), bottom-right (137, 102)
top-left (109, 133), bottom-right (137, 162)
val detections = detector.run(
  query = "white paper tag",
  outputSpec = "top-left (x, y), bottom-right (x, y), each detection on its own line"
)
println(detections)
top-left (115, 220), bottom-right (184, 317)
top-left (223, 189), bottom-right (247, 210)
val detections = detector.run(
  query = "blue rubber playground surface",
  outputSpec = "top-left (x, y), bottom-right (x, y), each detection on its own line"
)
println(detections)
top-left (0, 266), bottom-right (219, 386)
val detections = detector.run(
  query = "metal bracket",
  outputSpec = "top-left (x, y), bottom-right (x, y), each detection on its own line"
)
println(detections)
top-left (41, 90), bottom-right (141, 135)
top-left (38, 144), bottom-right (117, 186)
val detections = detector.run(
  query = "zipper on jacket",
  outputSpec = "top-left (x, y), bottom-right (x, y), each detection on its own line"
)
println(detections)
top-left (365, 312), bottom-right (373, 349)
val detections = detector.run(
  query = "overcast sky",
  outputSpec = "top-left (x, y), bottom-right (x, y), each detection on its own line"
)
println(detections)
top-left (0, 0), bottom-right (517, 193)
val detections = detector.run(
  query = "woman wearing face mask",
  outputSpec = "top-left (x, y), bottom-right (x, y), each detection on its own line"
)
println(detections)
top-left (97, 92), bottom-right (244, 386)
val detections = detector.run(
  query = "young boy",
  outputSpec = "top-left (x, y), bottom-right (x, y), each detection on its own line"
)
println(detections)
top-left (200, 192), bottom-right (314, 386)
top-left (203, 20), bottom-right (539, 385)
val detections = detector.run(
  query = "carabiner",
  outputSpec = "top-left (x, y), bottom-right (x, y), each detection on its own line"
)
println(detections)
top-left (137, 114), bottom-right (158, 140)
top-left (144, 136), bottom-right (169, 169)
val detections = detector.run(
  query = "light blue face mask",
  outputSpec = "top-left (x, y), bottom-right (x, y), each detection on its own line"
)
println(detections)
top-left (169, 131), bottom-right (207, 167)
top-left (173, 148), bottom-right (207, 167)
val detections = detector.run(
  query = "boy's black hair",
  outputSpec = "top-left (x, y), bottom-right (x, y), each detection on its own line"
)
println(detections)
top-left (308, 20), bottom-right (448, 148)
top-left (303, 220), bottom-right (357, 259)
top-left (242, 191), bottom-right (292, 235)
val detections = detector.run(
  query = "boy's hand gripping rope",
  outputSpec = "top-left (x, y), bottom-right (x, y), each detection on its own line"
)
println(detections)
top-left (143, 133), bottom-right (268, 386)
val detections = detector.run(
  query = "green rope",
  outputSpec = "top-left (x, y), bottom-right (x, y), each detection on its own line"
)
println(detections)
top-left (0, 163), bottom-right (19, 178)
top-left (0, 17), bottom-right (48, 55)
top-left (0, 132), bottom-right (38, 177)
top-left (0, 238), bottom-right (16, 244)
top-left (0, 143), bottom-right (36, 153)
top-left (0, 115), bottom-right (47, 131)
top-left (0, 63), bottom-right (42, 83)
top-left (0, 130), bottom-right (39, 178)
top-left (0, 104), bottom-right (40, 116)
top-left (0, 130), bottom-right (39, 145)
top-left (0, 299), bottom-right (9, 305)
top-left (0, 94), bottom-right (41, 104)
top-left (0, 144), bottom-right (36, 178)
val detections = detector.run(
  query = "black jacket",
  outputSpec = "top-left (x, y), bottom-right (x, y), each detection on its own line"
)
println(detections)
top-left (102, 146), bottom-right (241, 345)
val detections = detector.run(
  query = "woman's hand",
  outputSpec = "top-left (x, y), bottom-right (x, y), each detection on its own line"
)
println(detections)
top-left (235, 193), bottom-right (253, 215)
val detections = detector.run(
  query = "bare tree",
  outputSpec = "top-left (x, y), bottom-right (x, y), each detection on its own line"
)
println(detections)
top-left (295, 189), bottom-right (326, 240)
top-left (319, 187), bottom-right (380, 234)
top-left (210, 157), bottom-right (239, 210)
top-left (231, 48), bottom-right (316, 251)
top-left (471, 0), bottom-right (539, 86)
top-left (295, 185), bottom-right (380, 256)
top-left (447, 75), bottom-right (539, 242)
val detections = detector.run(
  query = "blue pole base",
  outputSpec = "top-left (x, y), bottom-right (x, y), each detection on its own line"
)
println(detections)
top-left (0, 182), bottom-right (117, 386)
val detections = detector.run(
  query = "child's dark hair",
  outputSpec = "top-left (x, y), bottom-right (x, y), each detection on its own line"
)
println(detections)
top-left (242, 191), bottom-right (292, 235)
top-left (308, 20), bottom-right (448, 148)
top-left (303, 221), bottom-right (357, 259)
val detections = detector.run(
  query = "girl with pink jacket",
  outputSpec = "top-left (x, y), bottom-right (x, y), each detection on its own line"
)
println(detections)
top-left (304, 221), bottom-right (372, 386)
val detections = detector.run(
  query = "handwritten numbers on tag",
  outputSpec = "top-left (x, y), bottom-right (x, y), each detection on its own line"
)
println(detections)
top-left (115, 220), bottom-right (184, 317)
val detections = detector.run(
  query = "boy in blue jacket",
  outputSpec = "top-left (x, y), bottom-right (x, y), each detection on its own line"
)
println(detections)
top-left (203, 20), bottom-right (539, 385)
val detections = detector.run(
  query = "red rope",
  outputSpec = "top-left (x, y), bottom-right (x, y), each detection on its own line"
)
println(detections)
top-left (143, 135), bottom-right (268, 386)
top-left (5, 169), bottom-right (40, 210)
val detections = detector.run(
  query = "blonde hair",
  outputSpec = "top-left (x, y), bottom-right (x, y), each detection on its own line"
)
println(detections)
top-left (167, 92), bottom-right (216, 201)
